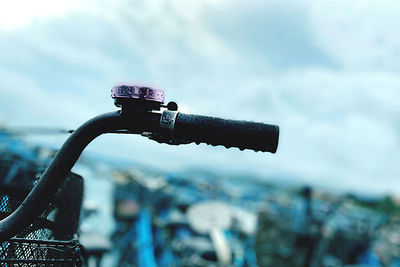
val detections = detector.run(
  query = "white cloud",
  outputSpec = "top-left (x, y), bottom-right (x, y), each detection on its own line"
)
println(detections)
top-left (0, 0), bottom-right (86, 30)
top-left (308, 0), bottom-right (400, 72)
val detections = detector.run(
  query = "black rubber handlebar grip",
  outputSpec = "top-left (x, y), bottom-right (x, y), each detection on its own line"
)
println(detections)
top-left (173, 113), bottom-right (279, 153)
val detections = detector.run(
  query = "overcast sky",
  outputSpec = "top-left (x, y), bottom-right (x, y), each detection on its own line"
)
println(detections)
top-left (0, 0), bottom-right (399, 194)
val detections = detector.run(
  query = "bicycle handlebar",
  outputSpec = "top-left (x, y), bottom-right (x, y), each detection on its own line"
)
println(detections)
top-left (0, 100), bottom-right (279, 240)
top-left (173, 113), bottom-right (279, 153)
top-left (0, 112), bottom-right (129, 240)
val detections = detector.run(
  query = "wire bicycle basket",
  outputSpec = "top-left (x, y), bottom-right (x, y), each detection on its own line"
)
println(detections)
top-left (0, 157), bottom-right (84, 266)
top-left (0, 238), bottom-right (81, 266)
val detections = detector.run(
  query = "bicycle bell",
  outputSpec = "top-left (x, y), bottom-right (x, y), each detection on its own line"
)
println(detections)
top-left (111, 84), bottom-right (178, 111)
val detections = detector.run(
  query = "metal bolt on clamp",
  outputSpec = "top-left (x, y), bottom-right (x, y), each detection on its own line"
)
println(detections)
top-left (159, 110), bottom-right (179, 139)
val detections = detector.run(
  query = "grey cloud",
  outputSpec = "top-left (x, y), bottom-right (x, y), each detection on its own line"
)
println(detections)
top-left (201, 1), bottom-right (336, 71)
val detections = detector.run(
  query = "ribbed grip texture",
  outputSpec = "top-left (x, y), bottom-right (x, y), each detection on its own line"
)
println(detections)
top-left (174, 113), bottom-right (279, 153)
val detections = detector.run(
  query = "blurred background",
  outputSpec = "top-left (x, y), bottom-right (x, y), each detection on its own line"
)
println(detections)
top-left (0, 0), bottom-right (399, 266)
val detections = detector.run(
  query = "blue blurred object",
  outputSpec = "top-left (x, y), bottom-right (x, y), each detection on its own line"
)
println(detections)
top-left (136, 208), bottom-right (157, 267)
top-left (359, 249), bottom-right (381, 266)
